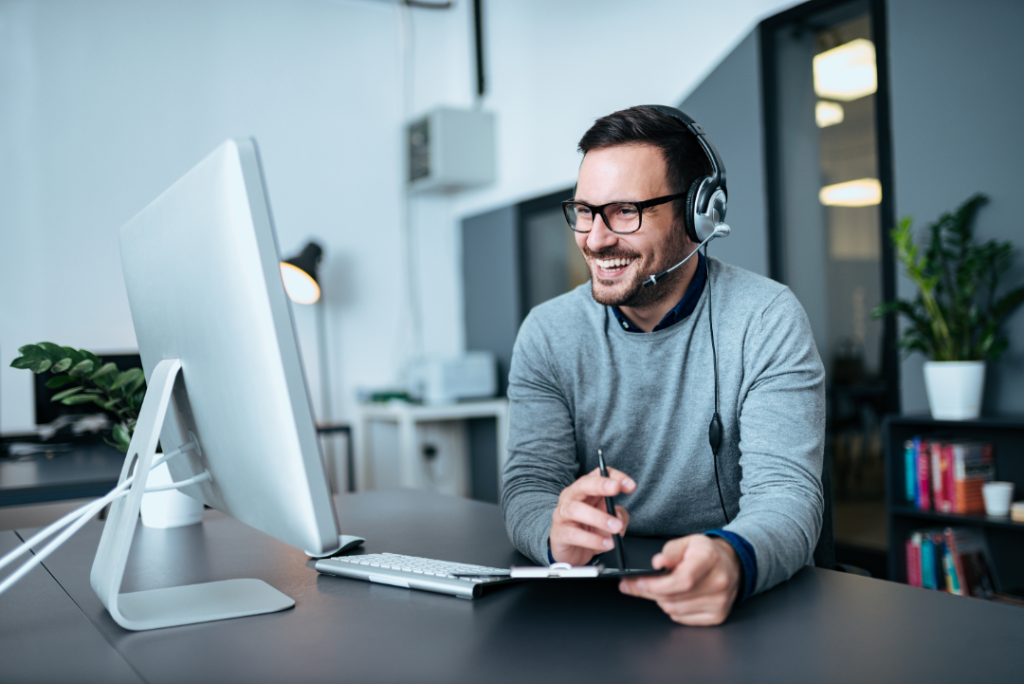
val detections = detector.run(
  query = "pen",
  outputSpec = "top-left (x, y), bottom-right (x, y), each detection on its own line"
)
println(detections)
top-left (597, 449), bottom-right (627, 570)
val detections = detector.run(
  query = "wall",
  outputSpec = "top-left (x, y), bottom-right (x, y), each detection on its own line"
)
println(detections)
top-left (887, 0), bottom-right (1024, 414)
top-left (0, 0), bottom-right (800, 436)
top-left (409, 0), bottom-right (800, 364)
top-left (678, 30), bottom-right (770, 278)
top-left (0, 0), bottom-right (406, 434)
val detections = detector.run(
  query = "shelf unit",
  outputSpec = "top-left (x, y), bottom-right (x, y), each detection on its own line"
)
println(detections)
top-left (884, 415), bottom-right (1024, 591)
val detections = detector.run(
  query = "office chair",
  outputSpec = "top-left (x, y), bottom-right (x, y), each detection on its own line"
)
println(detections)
top-left (815, 454), bottom-right (871, 577)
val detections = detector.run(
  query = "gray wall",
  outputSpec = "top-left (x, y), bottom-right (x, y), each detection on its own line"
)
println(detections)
top-left (679, 30), bottom-right (770, 278)
top-left (888, 0), bottom-right (1024, 415)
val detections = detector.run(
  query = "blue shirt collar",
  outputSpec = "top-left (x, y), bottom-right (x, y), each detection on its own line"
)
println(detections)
top-left (611, 251), bottom-right (706, 333)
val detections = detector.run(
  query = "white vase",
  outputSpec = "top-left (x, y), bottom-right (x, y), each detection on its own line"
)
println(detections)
top-left (923, 360), bottom-right (985, 420)
top-left (140, 461), bottom-right (204, 528)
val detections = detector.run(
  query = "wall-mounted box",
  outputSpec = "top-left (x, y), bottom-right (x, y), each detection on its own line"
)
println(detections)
top-left (408, 107), bottom-right (495, 193)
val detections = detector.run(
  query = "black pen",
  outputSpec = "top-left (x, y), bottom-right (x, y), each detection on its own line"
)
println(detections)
top-left (597, 449), bottom-right (627, 570)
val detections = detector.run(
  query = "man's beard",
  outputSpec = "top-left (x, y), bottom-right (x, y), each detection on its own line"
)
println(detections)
top-left (583, 240), bottom-right (690, 309)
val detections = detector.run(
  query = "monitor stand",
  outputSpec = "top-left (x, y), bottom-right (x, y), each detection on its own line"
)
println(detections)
top-left (90, 359), bottom-right (295, 631)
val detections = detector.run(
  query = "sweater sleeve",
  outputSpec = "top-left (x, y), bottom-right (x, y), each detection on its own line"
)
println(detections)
top-left (500, 312), bottom-right (580, 564)
top-left (722, 288), bottom-right (826, 595)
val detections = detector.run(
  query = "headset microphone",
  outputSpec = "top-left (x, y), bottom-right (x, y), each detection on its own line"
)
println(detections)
top-left (641, 224), bottom-right (730, 288)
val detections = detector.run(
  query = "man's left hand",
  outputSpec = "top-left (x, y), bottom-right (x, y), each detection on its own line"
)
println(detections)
top-left (618, 535), bottom-right (741, 626)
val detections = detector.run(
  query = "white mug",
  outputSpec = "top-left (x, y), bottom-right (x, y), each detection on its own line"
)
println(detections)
top-left (140, 461), bottom-right (204, 528)
top-left (982, 481), bottom-right (1015, 517)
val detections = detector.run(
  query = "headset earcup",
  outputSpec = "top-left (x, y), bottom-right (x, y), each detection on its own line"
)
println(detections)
top-left (685, 178), bottom-right (703, 243)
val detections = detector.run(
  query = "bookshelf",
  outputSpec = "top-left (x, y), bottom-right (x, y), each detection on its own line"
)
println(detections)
top-left (884, 415), bottom-right (1024, 593)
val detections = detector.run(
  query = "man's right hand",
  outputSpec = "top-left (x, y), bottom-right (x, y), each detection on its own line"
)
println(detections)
top-left (549, 467), bottom-right (635, 566)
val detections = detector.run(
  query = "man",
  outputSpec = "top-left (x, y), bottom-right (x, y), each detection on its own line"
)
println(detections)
top-left (500, 105), bottom-right (825, 626)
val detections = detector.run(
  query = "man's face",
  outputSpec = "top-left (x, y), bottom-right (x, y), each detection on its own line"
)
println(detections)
top-left (574, 144), bottom-right (691, 308)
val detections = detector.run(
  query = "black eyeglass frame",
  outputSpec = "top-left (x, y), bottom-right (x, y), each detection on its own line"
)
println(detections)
top-left (561, 192), bottom-right (687, 234)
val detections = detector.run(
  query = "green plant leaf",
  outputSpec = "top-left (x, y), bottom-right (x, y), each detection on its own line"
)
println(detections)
top-left (17, 343), bottom-right (46, 359)
top-left (111, 368), bottom-right (143, 391)
top-left (128, 388), bottom-right (146, 412)
top-left (113, 423), bottom-right (132, 451)
top-left (51, 357), bottom-right (73, 373)
top-left (45, 375), bottom-right (76, 389)
top-left (60, 346), bottom-right (84, 366)
top-left (9, 356), bottom-right (35, 370)
top-left (36, 342), bottom-right (65, 362)
top-left (89, 362), bottom-right (118, 382)
top-left (61, 393), bottom-right (104, 406)
top-left (68, 359), bottom-right (95, 378)
top-left (126, 373), bottom-right (146, 396)
top-left (32, 359), bottom-right (52, 373)
top-left (50, 386), bottom-right (85, 402)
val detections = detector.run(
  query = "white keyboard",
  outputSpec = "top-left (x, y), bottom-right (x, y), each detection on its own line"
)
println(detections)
top-left (314, 553), bottom-right (512, 599)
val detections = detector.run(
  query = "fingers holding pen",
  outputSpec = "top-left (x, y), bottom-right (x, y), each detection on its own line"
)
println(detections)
top-left (550, 467), bottom-right (635, 564)
top-left (588, 467), bottom-right (637, 497)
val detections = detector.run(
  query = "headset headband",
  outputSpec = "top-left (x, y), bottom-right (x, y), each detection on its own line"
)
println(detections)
top-left (640, 104), bottom-right (728, 203)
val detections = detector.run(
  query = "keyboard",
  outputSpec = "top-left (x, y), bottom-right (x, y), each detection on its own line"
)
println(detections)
top-left (315, 553), bottom-right (512, 599)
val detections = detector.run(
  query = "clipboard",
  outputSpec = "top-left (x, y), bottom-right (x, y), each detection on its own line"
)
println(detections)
top-left (452, 562), bottom-right (669, 580)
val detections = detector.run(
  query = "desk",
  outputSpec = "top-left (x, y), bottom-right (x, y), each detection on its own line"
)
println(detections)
top-left (0, 531), bottom-right (141, 683)
top-left (11, 490), bottom-right (1024, 683)
top-left (0, 442), bottom-right (124, 507)
top-left (356, 399), bottom-right (509, 495)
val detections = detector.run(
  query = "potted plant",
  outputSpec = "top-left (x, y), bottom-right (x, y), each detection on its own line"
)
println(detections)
top-left (873, 194), bottom-right (1024, 419)
top-left (10, 343), bottom-right (145, 451)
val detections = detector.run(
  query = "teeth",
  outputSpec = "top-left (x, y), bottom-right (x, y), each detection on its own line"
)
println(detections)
top-left (597, 258), bottom-right (633, 269)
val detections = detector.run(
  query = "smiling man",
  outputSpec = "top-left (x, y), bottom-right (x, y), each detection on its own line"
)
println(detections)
top-left (500, 105), bottom-right (826, 625)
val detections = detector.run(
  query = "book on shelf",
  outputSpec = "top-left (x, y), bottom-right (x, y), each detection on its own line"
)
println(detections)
top-left (905, 436), bottom-right (994, 514)
top-left (904, 526), bottom-right (995, 599)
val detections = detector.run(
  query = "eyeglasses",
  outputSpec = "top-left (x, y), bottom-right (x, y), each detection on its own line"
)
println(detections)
top-left (561, 192), bottom-right (686, 234)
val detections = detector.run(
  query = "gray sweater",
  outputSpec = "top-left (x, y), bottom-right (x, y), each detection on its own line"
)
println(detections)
top-left (500, 257), bottom-right (825, 595)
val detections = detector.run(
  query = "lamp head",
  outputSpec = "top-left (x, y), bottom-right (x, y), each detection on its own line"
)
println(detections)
top-left (281, 242), bottom-right (323, 304)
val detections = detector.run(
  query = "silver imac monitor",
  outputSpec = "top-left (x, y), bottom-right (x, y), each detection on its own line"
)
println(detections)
top-left (91, 138), bottom-right (342, 631)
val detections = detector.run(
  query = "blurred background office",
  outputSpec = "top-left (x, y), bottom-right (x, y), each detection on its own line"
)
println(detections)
top-left (2, 0), bottom-right (1023, 581)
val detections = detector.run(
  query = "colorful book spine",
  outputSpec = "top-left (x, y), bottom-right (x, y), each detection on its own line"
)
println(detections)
top-left (952, 442), bottom-right (995, 514)
top-left (905, 440), bottom-right (917, 503)
top-left (931, 441), bottom-right (947, 512)
top-left (939, 443), bottom-right (955, 513)
top-left (907, 527), bottom-right (996, 599)
top-left (942, 544), bottom-right (961, 595)
top-left (920, 536), bottom-right (936, 589)
top-left (906, 533), bottom-right (923, 587)
top-left (916, 439), bottom-right (931, 511)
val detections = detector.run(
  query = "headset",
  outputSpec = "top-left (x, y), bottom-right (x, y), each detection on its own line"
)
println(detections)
top-left (639, 105), bottom-right (732, 525)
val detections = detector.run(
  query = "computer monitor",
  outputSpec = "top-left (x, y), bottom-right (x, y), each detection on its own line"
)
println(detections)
top-left (90, 138), bottom-right (342, 630)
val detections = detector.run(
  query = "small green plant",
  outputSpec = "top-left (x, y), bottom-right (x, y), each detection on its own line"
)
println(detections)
top-left (872, 194), bottom-right (1024, 362)
top-left (10, 343), bottom-right (145, 452)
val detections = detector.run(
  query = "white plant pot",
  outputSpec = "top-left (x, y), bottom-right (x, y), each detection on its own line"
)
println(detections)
top-left (923, 360), bottom-right (985, 420)
top-left (140, 461), bottom-right (204, 528)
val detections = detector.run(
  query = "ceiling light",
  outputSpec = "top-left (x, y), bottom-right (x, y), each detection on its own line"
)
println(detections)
top-left (816, 101), bottom-right (845, 128)
top-left (813, 38), bottom-right (877, 102)
top-left (819, 178), bottom-right (882, 207)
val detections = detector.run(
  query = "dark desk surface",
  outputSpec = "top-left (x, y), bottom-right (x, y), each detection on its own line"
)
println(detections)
top-left (0, 442), bottom-right (124, 506)
top-left (0, 531), bottom-right (141, 684)
top-left (15, 490), bottom-right (1024, 683)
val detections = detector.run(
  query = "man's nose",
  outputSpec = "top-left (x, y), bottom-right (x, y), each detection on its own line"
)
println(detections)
top-left (586, 213), bottom-right (618, 252)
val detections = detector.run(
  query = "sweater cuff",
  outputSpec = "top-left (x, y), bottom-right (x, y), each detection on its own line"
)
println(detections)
top-left (705, 529), bottom-right (757, 604)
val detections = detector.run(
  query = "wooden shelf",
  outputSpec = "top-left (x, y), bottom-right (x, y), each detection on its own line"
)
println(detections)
top-left (889, 504), bottom-right (1024, 532)
top-left (884, 415), bottom-right (1024, 591)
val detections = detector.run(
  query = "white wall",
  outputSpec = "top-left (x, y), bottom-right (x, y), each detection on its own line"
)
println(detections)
top-left (406, 0), bottom-right (799, 359)
top-left (1, 0), bottom-right (797, 435)
top-left (0, 0), bottom-right (404, 433)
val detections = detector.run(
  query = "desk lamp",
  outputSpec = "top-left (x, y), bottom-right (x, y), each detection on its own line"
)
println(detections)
top-left (280, 242), bottom-right (323, 305)
top-left (280, 242), bottom-right (336, 477)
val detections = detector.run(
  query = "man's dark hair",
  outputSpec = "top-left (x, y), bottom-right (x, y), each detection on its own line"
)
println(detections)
top-left (577, 106), bottom-right (713, 235)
